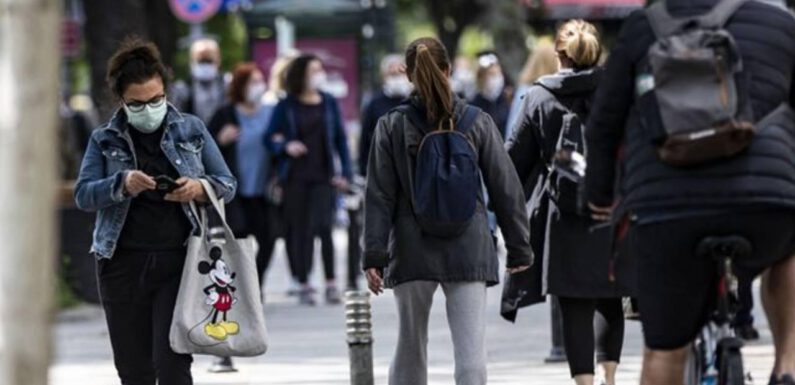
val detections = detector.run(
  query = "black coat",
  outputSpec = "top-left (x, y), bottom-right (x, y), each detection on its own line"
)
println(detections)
top-left (359, 91), bottom-right (404, 174)
top-left (586, 0), bottom-right (795, 220)
top-left (471, 92), bottom-right (511, 140)
top-left (507, 69), bottom-right (634, 299)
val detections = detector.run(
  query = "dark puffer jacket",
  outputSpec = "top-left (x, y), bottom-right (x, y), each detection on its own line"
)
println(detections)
top-left (586, 0), bottom-right (795, 220)
top-left (363, 96), bottom-right (533, 288)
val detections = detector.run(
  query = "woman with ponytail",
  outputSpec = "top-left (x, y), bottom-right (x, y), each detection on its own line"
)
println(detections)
top-left (363, 37), bottom-right (532, 385)
top-left (506, 20), bottom-right (632, 385)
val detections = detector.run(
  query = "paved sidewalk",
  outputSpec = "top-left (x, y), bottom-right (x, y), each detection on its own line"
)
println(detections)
top-left (50, 233), bottom-right (777, 384)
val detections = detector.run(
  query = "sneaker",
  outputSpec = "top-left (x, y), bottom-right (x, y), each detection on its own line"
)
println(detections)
top-left (208, 356), bottom-right (237, 373)
top-left (287, 278), bottom-right (301, 296)
top-left (326, 286), bottom-right (342, 305)
top-left (735, 324), bottom-right (760, 341)
top-left (299, 288), bottom-right (316, 306)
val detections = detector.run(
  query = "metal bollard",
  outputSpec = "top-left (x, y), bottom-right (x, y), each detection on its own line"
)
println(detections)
top-left (544, 295), bottom-right (568, 363)
top-left (346, 290), bottom-right (374, 385)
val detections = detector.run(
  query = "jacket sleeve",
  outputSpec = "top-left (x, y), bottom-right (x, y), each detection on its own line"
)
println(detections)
top-left (359, 102), bottom-right (377, 175)
top-left (332, 100), bottom-right (354, 180)
top-left (477, 113), bottom-right (534, 268)
top-left (362, 116), bottom-right (397, 269)
top-left (74, 134), bottom-right (128, 212)
top-left (506, 97), bottom-right (543, 194)
top-left (265, 101), bottom-right (288, 156)
top-left (585, 16), bottom-right (639, 207)
top-left (198, 120), bottom-right (237, 203)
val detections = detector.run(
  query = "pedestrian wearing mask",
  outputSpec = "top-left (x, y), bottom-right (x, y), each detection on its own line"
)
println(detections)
top-left (507, 20), bottom-right (631, 385)
top-left (74, 38), bottom-right (236, 385)
top-left (265, 54), bottom-right (353, 306)
top-left (171, 39), bottom-right (227, 125)
top-left (364, 37), bottom-right (532, 385)
top-left (470, 52), bottom-right (511, 140)
top-left (359, 54), bottom-right (412, 175)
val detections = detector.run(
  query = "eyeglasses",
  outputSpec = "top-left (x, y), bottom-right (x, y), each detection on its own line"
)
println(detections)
top-left (124, 94), bottom-right (166, 113)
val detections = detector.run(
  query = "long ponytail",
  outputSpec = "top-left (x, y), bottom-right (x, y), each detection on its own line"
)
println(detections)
top-left (405, 37), bottom-right (453, 126)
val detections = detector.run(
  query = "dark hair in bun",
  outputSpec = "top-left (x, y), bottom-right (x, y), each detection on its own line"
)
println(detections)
top-left (106, 36), bottom-right (170, 99)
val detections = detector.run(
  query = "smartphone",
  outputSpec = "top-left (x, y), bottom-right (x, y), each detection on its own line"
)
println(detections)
top-left (154, 175), bottom-right (180, 193)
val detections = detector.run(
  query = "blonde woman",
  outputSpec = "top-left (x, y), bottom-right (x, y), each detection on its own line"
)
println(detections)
top-left (506, 39), bottom-right (558, 138)
top-left (507, 20), bottom-right (631, 385)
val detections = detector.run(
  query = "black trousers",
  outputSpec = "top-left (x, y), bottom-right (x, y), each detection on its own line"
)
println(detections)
top-left (558, 296), bottom-right (625, 377)
top-left (97, 250), bottom-right (192, 385)
top-left (283, 180), bottom-right (336, 284)
top-left (238, 196), bottom-right (281, 283)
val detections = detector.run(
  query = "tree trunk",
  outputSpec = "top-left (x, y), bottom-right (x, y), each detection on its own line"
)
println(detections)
top-left (0, 0), bottom-right (61, 384)
top-left (145, 0), bottom-right (179, 70)
top-left (83, 0), bottom-right (147, 120)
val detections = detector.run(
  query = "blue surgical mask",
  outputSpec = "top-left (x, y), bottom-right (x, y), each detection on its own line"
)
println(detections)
top-left (123, 100), bottom-right (168, 133)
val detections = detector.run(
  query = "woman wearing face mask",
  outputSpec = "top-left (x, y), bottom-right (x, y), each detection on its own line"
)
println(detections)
top-left (74, 38), bottom-right (236, 385)
top-left (265, 53), bottom-right (353, 306)
top-left (208, 63), bottom-right (277, 285)
top-left (470, 53), bottom-right (511, 140)
top-left (507, 20), bottom-right (631, 385)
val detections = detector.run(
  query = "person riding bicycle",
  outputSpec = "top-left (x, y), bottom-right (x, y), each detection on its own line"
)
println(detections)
top-left (585, 0), bottom-right (795, 384)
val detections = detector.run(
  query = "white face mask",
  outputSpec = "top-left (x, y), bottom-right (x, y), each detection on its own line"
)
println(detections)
top-left (123, 100), bottom-right (168, 134)
top-left (309, 72), bottom-right (328, 92)
top-left (483, 75), bottom-right (505, 101)
top-left (191, 63), bottom-right (218, 81)
top-left (245, 82), bottom-right (267, 104)
top-left (383, 75), bottom-right (413, 98)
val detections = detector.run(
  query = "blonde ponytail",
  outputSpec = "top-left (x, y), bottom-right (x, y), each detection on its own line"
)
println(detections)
top-left (406, 38), bottom-right (453, 125)
top-left (556, 20), bottom-right (601, 69)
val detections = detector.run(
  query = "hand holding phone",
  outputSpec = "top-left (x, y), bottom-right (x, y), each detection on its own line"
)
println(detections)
top-left (154, 175), bottom-right (180, 193)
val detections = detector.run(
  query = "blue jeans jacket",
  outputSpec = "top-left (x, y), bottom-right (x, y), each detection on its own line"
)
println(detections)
top-left (74, 105), bottom-right (237, 259)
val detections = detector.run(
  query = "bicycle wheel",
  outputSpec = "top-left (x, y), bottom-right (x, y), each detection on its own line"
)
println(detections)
top-left (718, 342), bottom-right (745, 385)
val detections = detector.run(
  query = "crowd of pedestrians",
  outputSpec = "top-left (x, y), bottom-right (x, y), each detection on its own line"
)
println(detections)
top-left (73, 0), bottom-right (795, 383)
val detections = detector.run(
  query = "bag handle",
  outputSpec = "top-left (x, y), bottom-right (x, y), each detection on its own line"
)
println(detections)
top-left (188, 179), bottom-right (236, 240)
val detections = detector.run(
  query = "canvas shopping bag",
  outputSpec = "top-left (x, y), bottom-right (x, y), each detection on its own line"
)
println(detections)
top-left (170, 179), bottom-right (268, 356)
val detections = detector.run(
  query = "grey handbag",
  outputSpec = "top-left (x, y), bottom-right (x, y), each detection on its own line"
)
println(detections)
top-left (169, 179), bottom-right (268, 357)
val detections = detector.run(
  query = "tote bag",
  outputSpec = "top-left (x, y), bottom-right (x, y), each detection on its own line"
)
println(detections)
top-left (170, 179), bottom-right (268, 356)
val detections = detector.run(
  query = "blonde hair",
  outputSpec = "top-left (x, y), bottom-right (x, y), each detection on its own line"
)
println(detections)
top-left (519, 40), bottom-right (558, 85)
top-left (555, 20), bottom-right (601, 69)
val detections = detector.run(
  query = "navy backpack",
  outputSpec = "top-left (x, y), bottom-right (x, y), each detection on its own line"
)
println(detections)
top-left (397, 103), bottom-right (481, 238)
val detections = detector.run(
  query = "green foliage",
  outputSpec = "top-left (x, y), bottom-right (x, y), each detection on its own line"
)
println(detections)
top-left (58, 255), bottom-right (81, 309)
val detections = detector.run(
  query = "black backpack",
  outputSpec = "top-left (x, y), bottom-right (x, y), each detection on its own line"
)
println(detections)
top-left (538, 85), bottom-right (591, 216)
top-left (396, 104), bottom-right (481, 237)
top-left (640, 0), bottom-right (755, 166)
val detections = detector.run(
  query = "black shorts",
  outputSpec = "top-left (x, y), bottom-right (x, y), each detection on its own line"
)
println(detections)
top-left (629, 209), bottom-right (795, 350)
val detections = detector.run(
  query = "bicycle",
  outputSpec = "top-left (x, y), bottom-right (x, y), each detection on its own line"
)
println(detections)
top-left (684, 236), bottom-right (752, 385)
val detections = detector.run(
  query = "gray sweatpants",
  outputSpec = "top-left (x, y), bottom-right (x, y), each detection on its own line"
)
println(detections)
top-left (389, 281), bottom-right (488, 385)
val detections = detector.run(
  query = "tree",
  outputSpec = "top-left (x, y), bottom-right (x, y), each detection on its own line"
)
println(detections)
top-left (0, 0), bottom-right (60, 384)
top-left (83, 0), bottom-right (178, 119)
top-left (398, 0), bottom-right (488, 59)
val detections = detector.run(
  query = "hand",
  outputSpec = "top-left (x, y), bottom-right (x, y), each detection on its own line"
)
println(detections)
top-left (366, 268), bottom-right (384, 295)
top-left (217, 124), bottom-right (240, 146)
top-left (589, 202), bottom-right (613, 222)
top-left (285, 140), bottom-right (308, 158)
top-left (164, 177), bottom-right (207, 203)
top-left (331, 176), bottom-right (349, 191)
top-left (206, 291), bottom-right (219, 305)
top-left (123, 170), bottom-right (156, 196)
top-left (507, 265), bottom-right (530, 274)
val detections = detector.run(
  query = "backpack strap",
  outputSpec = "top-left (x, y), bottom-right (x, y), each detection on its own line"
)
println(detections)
top-left (454, 105), bottom-right (480, 136)
top-left (646, 0), bottom-right (747, 38)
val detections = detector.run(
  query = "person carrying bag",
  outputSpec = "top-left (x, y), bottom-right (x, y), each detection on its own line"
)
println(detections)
top-left (170, 179), bottom-right (269, 357)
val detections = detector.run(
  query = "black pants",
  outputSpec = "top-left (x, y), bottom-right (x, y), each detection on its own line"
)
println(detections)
top-left (283, 181), bottom-right (336, 284)
top-left (97, 250), bottom-right (192, 385)
top-left (558, 296), bottom-right (625, 377)
top-left (238, 196), bottom-right (280, 283)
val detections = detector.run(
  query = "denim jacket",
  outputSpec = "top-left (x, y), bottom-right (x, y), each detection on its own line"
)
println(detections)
top-left (74, 104), bottom-right (237, 259)
top-left (264, 92), bottom-right (353, 181)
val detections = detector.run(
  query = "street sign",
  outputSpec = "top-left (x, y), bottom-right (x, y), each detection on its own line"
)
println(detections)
top-left (169, 0), bottom-right (223, 24)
